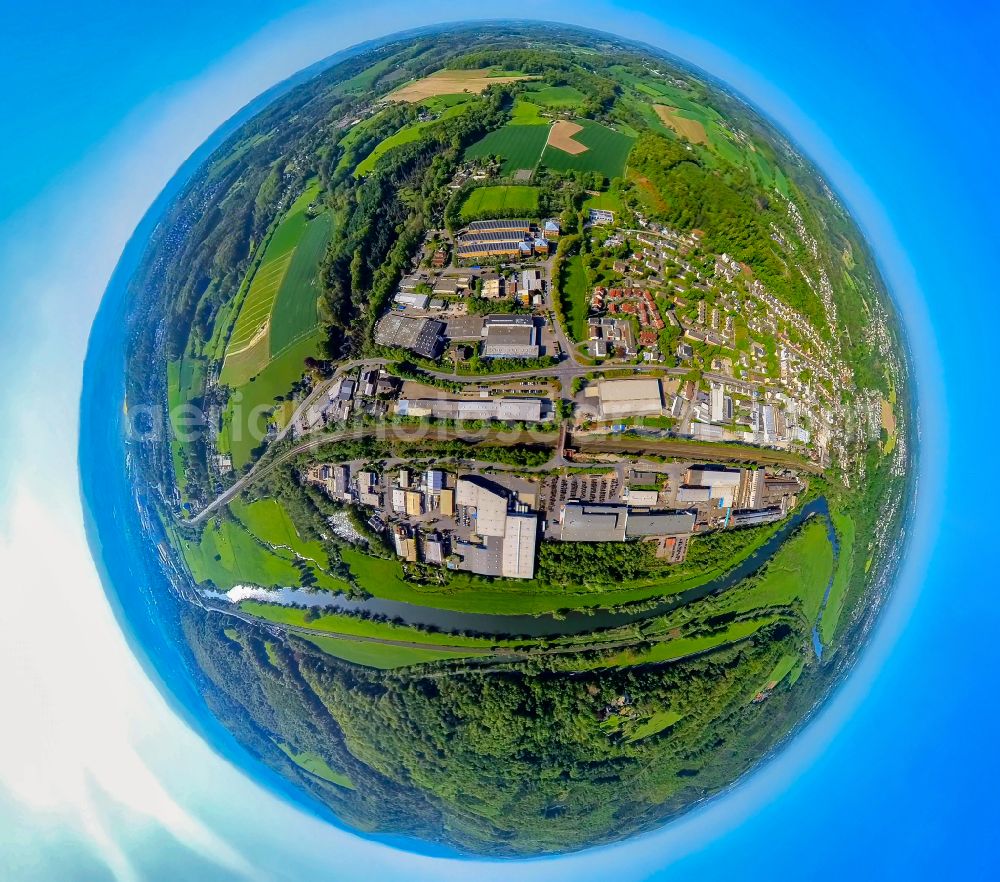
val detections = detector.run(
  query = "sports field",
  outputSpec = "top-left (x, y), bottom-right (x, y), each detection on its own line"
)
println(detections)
top-left (540, 120), bottom-right (636, 178)
top-left (460, 185), bottom-right (540, 220)
top-left (221, 181), bottom-right (322, 386)
top-left (464, 123), bottom-right (550, 175)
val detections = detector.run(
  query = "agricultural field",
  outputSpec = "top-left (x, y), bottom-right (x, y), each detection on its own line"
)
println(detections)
top-left (166, 356), bottom-right (205, 496)
top-left (464, 122), bottom-right (550, 175)
top-left (653, 105), bottom-right (708, 144)
top-left (546, 120), bottom-right (588, 155)
top-left (221, 181), bottom-right (324, 387)
top-left (608, 66), bottom-right (792, 192)
top-left (389, 68), bottom-right (531, 102)
top-left (460, 185), bottom-right (540, 220)
top-left (269, 211), bottom-right (332, 352)
top-left (541, 119), bottom-right (636, 178)
top-left (336, 54), bottom-right (399, 95)
top-left (510, 98), bottom-right (548, 124)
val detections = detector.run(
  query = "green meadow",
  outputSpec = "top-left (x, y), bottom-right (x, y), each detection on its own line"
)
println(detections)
top-left (301, 634), bottom-right (482, 670)
top-left (560, 253), bottom-right (591, 342)
top-left (460, 185), bottom-right (540, 220)
top-left (354, 101), bottom-right (472, 176)
top-left (276, 742), bottom-right (355, 789)
top-left (717, 519), bottom-right (835, 624)
top-left (820, 513), bottom-right (856, 644)
top-left (177, 499), bottom-right (350, 592)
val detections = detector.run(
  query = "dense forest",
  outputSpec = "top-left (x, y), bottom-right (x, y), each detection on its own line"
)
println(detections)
top-left (182, 605), bottom-right (818, 855)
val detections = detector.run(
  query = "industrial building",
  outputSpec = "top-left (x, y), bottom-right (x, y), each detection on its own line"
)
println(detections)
top-left (454, 537), bottom-right (504, 577)
top-left (588, 317), bottom-right (637, 357)
top-left (482, 315), bottom-right (540, 358)
top-left (501, 511), bottom-right (539, 579)
top-left (456, 220), bottom-right (532, 260)
top-left (560, 502), bottom-right (695, 542)
top-left (454, 219), bottom-right (553, 260)
top-left (394, 292), bottom-right (429, 309)
top-left (395, 396), bottom-right (545, 423)
top-left (439, 488), bottom-right (455, 517)
top-left (423, 534), bottom-right (447, 565)
top-left (456, 476), bottom-right (511, 537)
top-left (560, 503), bottom-right (629, 542)
top-left (466, 219), bottom-right (533, 234)
top-left (625, 511), bottom-right (696, 538)
top-left (594, 378), bottom-right (664, 419)
top-left (685, 467), bottom-right (743, 508)
top-left (392, 526), bottom-right (418, 562)
top-left (677, 485), bottom-right (713, 503)
top-left (625, 488), bottom-right (659, 507)
top-left (374, 313), bottom-right (446, 358)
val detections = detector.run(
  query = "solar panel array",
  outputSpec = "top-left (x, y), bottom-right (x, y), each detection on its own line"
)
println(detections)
top-left (465, 219), bottom-right (532, 233)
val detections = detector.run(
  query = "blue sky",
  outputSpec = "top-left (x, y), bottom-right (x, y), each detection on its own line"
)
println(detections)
top-left (0, 2), bottom-right (998, 879)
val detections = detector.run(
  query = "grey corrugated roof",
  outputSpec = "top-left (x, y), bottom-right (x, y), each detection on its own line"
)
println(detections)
top-left (625, 511), bottom-right (696, 537)
top-left (560, 503), bottom-right (628, 542)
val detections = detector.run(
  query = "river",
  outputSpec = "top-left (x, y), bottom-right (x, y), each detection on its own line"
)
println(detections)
top-left (209, 496), bottom-right (837, 640)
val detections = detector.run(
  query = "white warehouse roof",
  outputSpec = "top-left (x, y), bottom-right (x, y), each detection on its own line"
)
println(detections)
top-left (597, 378), bottom-right (663, 418)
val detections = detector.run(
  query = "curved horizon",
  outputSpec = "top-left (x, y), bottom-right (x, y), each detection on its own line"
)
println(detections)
top-left (2, 4), bottom-right (987, 881)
